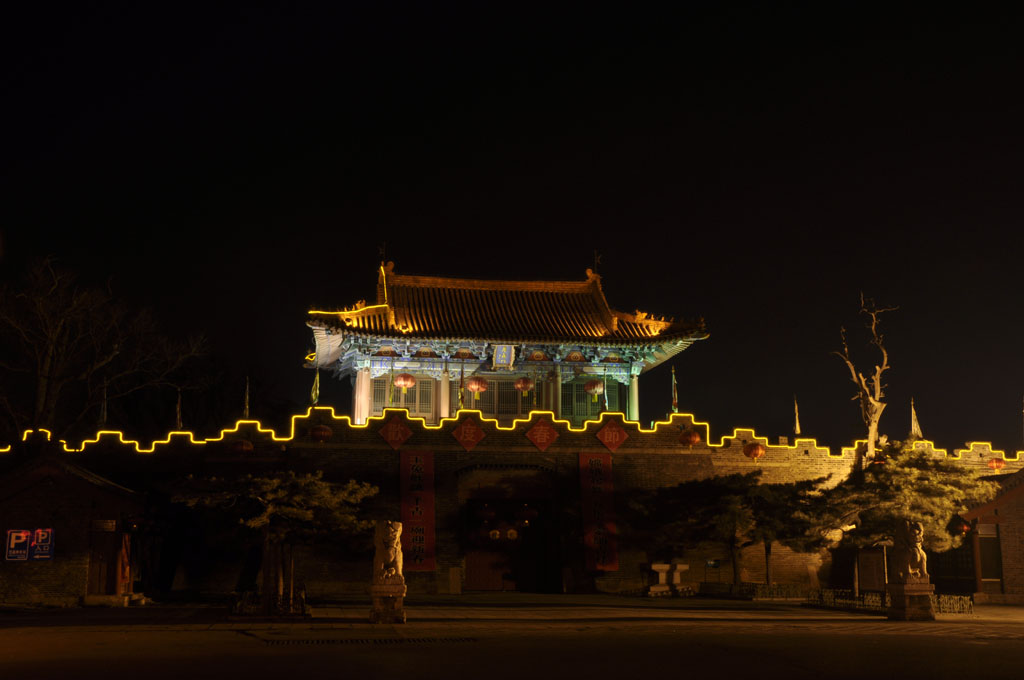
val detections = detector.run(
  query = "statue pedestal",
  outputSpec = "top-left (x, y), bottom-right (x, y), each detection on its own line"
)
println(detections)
top-left (886, 581), bottom-right (935, 621)
top-left (369, 583), bottom-right (407, 624)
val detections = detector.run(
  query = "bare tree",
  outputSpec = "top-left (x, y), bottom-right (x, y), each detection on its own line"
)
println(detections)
top-left (833, 293), bottom-right (897, 476)
top-left (0, 257), bottom-right (205, 438)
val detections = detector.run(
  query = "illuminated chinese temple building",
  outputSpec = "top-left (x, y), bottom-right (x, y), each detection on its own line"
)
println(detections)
top-left (307, 263), bottom-right (708, 426)
top-left (6, 264), bottom-right (1021, 603)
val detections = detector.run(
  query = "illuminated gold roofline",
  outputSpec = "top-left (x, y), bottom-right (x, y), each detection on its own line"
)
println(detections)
top-left (308, 262), bottom-right (698, 342)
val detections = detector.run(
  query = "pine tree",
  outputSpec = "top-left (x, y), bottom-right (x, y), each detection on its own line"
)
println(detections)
top-left (747, 477), bottom-right (830, 585)
top-left (175, 471), bottom-right (377, 614)
top-left (826, 442), bottom-right (999, 552)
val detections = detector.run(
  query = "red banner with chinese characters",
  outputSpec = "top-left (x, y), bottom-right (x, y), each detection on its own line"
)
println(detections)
top-left (579, 452), bottom-right (618, 571)
top-left (400, 451), bottom-right (436, 571)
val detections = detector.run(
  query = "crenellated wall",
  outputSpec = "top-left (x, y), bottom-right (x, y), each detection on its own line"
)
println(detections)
top-left (3, 408), bottom-right (1021, 599)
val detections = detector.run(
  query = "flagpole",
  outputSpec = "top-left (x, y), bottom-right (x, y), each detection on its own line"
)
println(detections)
top-left (794, 395), bottom-right (801, 437)
top-left (670, 365), bottom-right (678, 414)
top-left (176, 388), bottom-right (183, 430)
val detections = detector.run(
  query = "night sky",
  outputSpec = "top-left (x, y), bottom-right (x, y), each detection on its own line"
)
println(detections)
top-left (4, 3), bottom-right (1024, 451)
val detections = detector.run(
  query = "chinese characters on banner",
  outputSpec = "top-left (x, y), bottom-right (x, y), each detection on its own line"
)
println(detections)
top-left (492, 345), bottom-right (515, 369)
top-left (579, 452), bottom-right (618, 571)
top-left (400, 451), bottom-right (436, 571)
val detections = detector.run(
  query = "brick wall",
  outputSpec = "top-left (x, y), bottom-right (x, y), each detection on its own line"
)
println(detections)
top-left (5, 409), bottom-right (1016, 600)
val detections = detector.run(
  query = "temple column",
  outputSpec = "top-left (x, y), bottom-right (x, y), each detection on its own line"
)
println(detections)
top-left (553, 369), bottom-right (562, 420)
top-left (353, 368), bottom-right (371, 425)
top-left (628, 374), bottom-right (640, 422)
top-left (440, 369), bottom-right (450, 419)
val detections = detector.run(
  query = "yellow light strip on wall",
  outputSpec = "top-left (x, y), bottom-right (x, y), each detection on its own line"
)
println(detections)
top-left (836, 438), bottom-right (1020, 462)
top-left (3, 408), bottom-right (1021, 462)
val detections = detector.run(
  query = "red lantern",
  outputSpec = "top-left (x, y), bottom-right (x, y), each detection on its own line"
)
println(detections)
top-left (584, 379), bottom-right (604, 403)
top-left (394, 373), bottom-right (416, 394)
top-left (743, 442), bottom-right (766, 460)
top-left (230, 440), bottom-right (254, 455)
top-left (514, 377), bottom-right (535, 396)
top-left (466, 376), bottom-right (488, 401)
top-left (987, 457), bottom-right (1006, 471)
top-left (309, 424), bottom-right (333, 442)
top-left (679, 429), bottom-right (701, 447)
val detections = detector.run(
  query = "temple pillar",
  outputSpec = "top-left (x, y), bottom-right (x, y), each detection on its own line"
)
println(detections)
top-left (354, 368), bottom-right (371, 425)
top-left (553, 370), bottom-right (562, 419)
top-left (440, 369), bottom-right (450, 419)
top-left (628, 374), bottom-right (640, 422)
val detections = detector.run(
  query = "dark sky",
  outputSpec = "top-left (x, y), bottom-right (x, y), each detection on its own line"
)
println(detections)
top-left (4, 3), bottom-right (1024, 450)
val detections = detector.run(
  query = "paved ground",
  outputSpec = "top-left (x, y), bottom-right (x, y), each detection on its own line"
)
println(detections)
top-left (3, 595), bottom-right (1024, 679)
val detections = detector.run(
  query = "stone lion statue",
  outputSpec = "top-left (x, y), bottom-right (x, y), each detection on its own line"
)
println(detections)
top-left (892, 519), bottom-right (928, 583)
top-left (372, 520), bottom-right (404, 585)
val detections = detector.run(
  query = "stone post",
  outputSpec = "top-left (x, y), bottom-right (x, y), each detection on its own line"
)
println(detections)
top-left (648, 563), bottom-right (672, 597)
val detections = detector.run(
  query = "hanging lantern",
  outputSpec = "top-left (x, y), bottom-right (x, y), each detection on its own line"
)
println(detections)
top-left (743, 442), bottom-right (766, 460)
top-left (679, 429), bottom-right (701, 447)
top-left (309, 424), bottom-right (333, 442)
top-left (514, 377), bottom-right (536, 396)
top-left (466, 376), bottom-right (488, 401)
top-left (394, 373), bottom-right (416, 394)
top-left (585, 379), bottom-right (604, 403)
top-left (230, 439), bottom-right (254, 455)
top-left (987, 457), bottom-right (1006, 471)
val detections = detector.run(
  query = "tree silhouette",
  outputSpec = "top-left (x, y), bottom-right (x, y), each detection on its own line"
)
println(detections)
top-left (174, 471), bottom-right (377, 614)
top-left (0, 257), bottom-right (204, 438)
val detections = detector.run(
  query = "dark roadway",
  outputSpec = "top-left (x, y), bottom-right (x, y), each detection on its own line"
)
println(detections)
top-left (2, 596), bottom-right (1022, 680)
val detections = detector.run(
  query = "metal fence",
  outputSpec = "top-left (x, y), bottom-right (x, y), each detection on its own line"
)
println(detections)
top-left (806, 589), bottom-right (974, 614)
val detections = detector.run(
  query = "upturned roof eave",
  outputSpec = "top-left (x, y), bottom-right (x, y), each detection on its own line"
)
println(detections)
top-left (306, 319), bottom-right (708, 348)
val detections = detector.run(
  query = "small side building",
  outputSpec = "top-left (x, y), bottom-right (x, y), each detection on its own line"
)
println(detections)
top-left (963, 467), bottom-right (1024, 602)
top-left (0, 448), bottom-right (142, 606)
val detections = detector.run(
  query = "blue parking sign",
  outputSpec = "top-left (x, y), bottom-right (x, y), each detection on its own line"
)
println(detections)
top-left (30, 528), bottom-right (54, 560)
top-left (6, 530), bottom-right (31, 561)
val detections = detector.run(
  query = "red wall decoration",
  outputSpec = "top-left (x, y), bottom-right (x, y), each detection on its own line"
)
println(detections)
top-left (579, 452), bottom-right (618, 571)
top-left (400, 451), bottom-right (436, 571)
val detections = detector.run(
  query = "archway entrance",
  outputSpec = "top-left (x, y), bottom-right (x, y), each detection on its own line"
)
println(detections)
top-left (458, 466), bottom-right (561, 593)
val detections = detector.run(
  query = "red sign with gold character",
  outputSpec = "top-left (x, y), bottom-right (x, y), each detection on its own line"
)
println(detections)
top-left (596, 419), bottom-right (628, 452)
top-left (526, 418), bottom-right (559, 452)
top-left (400, 451), bottom-right (435, 571)
top-left (452, 417), bottom-right (486, 452)
top-left (379, 415), bottom-right (412, 450)
top-left (579, 452), bottom-right (618, 571)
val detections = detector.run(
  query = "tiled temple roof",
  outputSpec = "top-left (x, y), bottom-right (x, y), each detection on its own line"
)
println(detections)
top-left (308, 263), bottom-right (706, 346)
